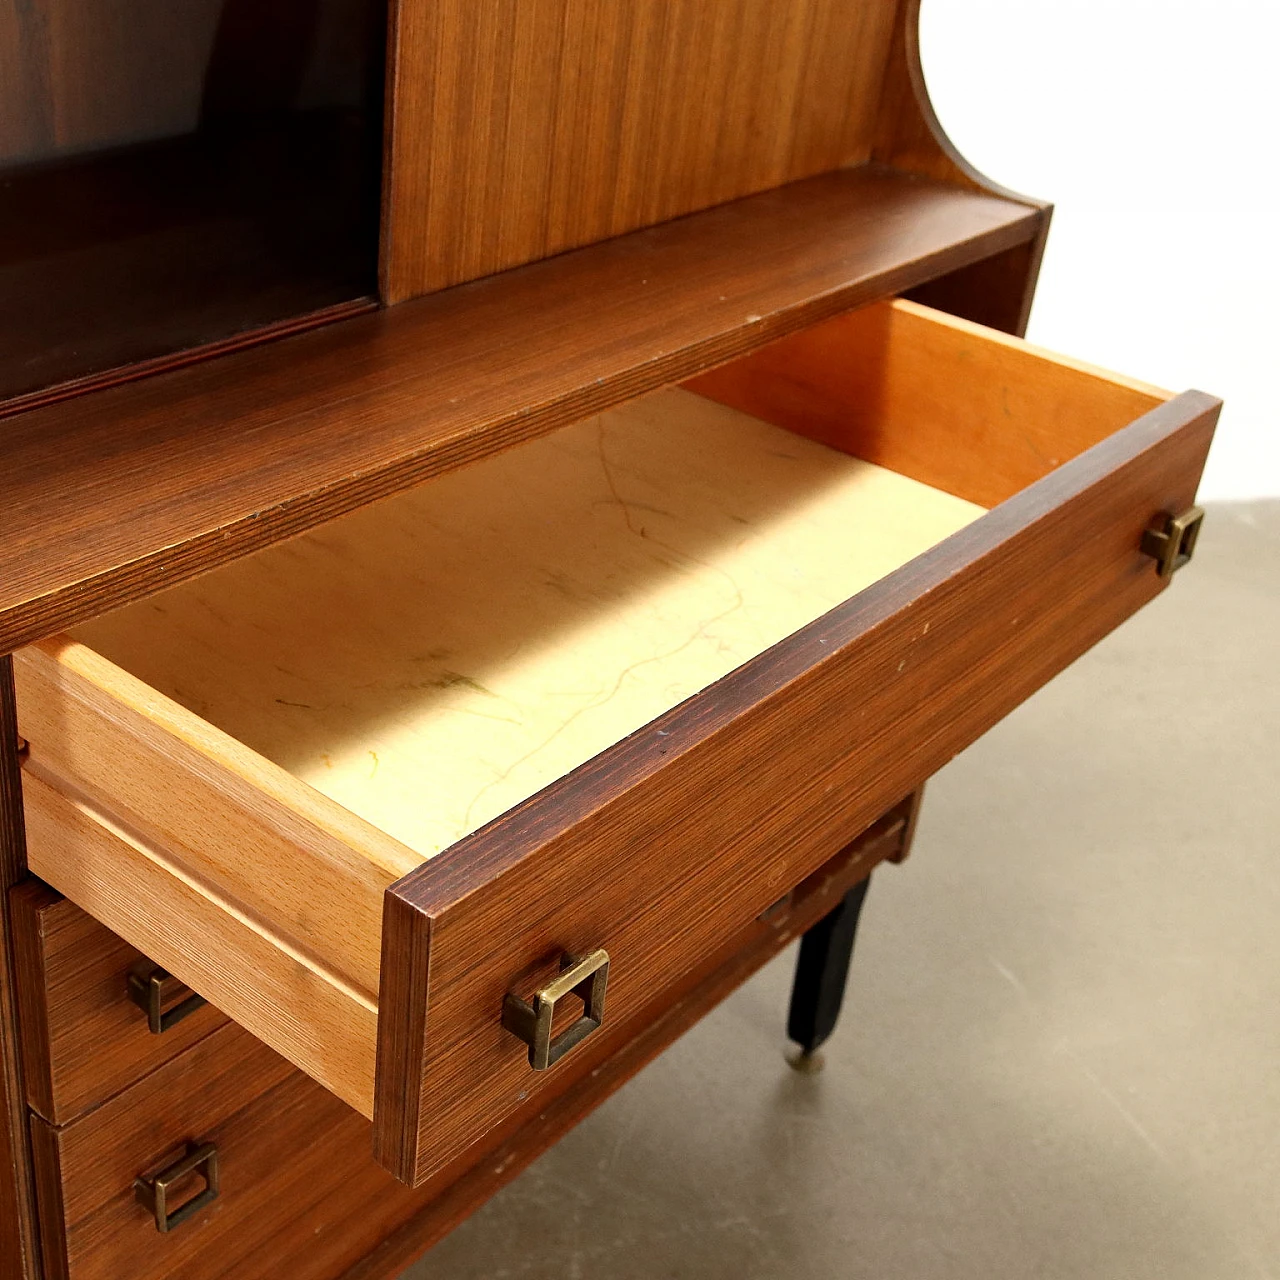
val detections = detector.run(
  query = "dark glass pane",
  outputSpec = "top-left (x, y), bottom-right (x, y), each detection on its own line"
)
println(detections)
top-left (0, 0), bottom-right (384, 409)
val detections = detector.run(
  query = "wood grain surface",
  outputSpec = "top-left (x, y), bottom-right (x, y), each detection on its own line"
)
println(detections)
top-left (19, 773), bottom-right (381, 1119)
top-left (14, 617), bottom-right (414, 1117)
top-left (29, 810), bottom-right (908, 1280)
top-left (15, 636), bottom-right (418, 994)
top-left (16, 383), bottom-right (978, 1119)
top-left (903, 233), bottom-right (1050, 340)
top-left (9, 883), bottom-right (227, 1126)
top-left (381, 0), bottom-right (901, 298)
top-left (0, 660), bottom-right (39, 1274)
top-left (869, 0), bottom-right (1052, 338)
top-left (31, 1022), bottom-right (292, 1280)
top-left (343, 804), bottom-right (915, 1279)
top-left (15, 301), bottom-right (1209, 1175)
top-left (0, 167), bottom-right (1040, 657)
top-left (71, 390), bottom-right (981, 862)
top-left (685, 299), bottom-right (1170, 509)
top-left (375, 391), bottom-right (1219, 1184)
top-left (379, 0), bottom-right (1052, 302)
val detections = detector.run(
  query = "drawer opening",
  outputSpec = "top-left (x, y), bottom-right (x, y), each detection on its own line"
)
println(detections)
top-left (69, 386), bottom-right (986, 860)
top-left (14, 299), bottom-right (1180, 1124)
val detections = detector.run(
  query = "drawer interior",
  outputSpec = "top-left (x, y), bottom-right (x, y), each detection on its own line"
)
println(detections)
top-left (69, 387), bottom-right (983, 860)
top-left (15, 299), bottom-right (1173, 1121)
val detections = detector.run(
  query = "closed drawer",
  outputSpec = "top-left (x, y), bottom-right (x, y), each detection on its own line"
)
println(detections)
top-left (14, 299), bottom-right (1219, 1185)
top-left (29, 1022), bottom-right (427, 1280)
top-left (10, 882), bottom-right (228, 1125)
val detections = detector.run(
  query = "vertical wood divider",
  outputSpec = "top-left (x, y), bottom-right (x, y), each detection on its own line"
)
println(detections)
top-left (1, 658), bottom-right (43, 1276)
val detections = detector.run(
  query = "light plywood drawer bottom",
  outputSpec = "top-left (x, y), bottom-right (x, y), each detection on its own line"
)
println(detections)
top-left (14, 299), bottom-right (1218, 1184)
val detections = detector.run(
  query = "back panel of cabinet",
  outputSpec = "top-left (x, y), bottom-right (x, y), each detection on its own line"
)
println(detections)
top-left (382, 0), bottom-right (904, 299)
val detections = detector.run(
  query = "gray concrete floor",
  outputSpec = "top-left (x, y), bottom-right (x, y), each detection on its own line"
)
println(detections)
top-left (399, 500), bottom-right (1279, 1280)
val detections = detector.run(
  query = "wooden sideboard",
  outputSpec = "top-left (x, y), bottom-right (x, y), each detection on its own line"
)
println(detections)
top-left (0, 2), bottom-right (1218, 1275)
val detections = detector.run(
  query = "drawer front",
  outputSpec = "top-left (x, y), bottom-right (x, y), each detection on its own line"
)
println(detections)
top-left (29, 1023), bottom-right (429, 1280)
top-left (375, 387), bottom-right (1218, 1183)
top-left (11, 882), bottom-right (227, 1126)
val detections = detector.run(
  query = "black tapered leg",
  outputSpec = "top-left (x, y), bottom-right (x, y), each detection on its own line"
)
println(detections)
top-left (786, 874), bottom-right (871, 1068)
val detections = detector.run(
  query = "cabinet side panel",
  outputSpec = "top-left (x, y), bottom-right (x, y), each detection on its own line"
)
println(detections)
top-left (0, 658), bottom-right (40, 1276)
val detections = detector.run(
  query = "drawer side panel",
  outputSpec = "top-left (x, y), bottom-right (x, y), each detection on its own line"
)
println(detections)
top-left (13, 640), bottom-right (416, 998)
top-left (21, 777), bottom-right (378, 1117)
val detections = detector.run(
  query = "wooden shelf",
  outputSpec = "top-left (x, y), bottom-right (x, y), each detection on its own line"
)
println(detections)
top-left (2, 165), bottom-right (1043, 655)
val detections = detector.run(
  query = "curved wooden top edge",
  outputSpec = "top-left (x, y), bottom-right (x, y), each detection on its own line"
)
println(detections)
top-left (873, 0), bottom-right (1051, 214)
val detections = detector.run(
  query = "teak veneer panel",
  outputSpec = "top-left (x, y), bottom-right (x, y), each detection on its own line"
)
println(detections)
top-left (31, 1023), bottom-right (294, 1280)
top-left (0, 167), bottom-right (1042, 656)
top-left (17, 772), bottom-right (384, 1118)
top-left (30, 810), bottom-right (910, 1280)
top-left (341, 805), bottom-right (918, 1280)
top-left (382, 0), bottom-right (901, 298)
top-left (12, 301), bottom-right (1217, 1182)
top-left (15, 385), bottom-right (978, 1116)
top-left (0, 659), bottom-right (40, 1274)
top-left (380, 0), bottom-right (1050, 302)
top-left (9, 882), bottom-right (227, 1126)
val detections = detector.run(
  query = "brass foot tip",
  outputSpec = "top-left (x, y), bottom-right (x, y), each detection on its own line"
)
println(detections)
top-left (786, 1047), bottom-right (825, 1074)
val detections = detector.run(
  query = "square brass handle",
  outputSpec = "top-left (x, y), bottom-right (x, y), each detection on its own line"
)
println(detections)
top-left (134, 1141), bottom-right (219, 1233)
top-left (502, 950), bottom-right (610, 1070)
top-left (127, 963), bottom-right (208, 1034)
top-left (1141, 506), bottom-right (1205, 578)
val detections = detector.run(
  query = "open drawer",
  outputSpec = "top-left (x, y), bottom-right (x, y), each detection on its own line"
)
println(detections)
top-left (13, 300), bottom-right (1218, 1185)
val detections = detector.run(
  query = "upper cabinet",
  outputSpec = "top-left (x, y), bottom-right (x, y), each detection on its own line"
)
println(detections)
top-left (1, 0), bottom-right (1040, 416)
top-left (1, 0), bottom-right (1056, 656)
top-left (0, 0), bottom-right (385, 410)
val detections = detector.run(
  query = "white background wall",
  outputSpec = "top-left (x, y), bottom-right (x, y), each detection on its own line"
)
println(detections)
top-left (920, 1), bottom-right (1279, 501)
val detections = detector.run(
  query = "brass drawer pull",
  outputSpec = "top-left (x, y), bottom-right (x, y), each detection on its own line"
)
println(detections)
top-left (134, 1141), bottom-right (219, 1233)
top-left (502, 950), bottom-right (610, 1070)
top-left (127, 964), bottom-right (207, 1035)
top-left (1141, 505), bottom-right (1204, 577)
